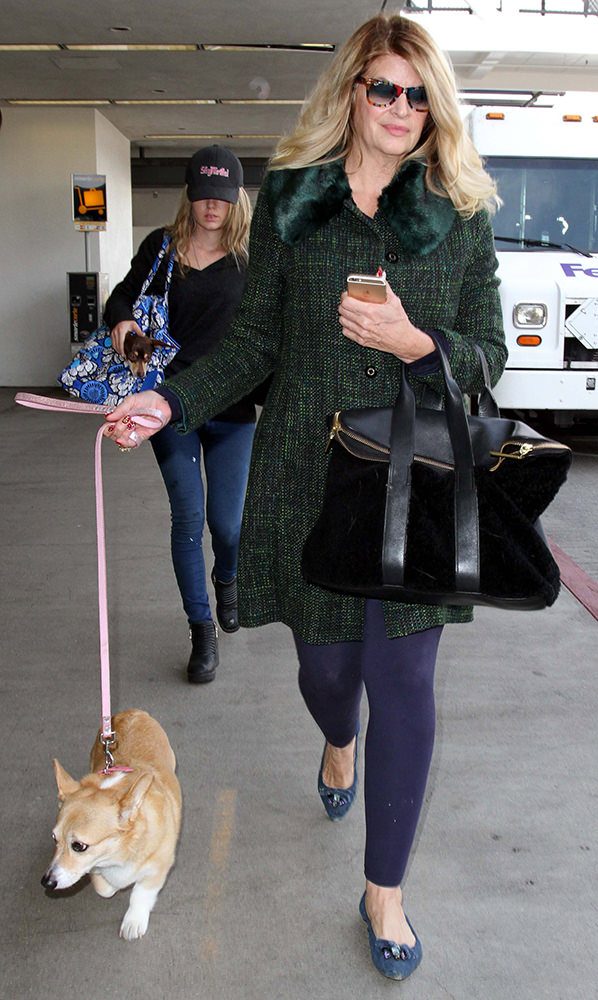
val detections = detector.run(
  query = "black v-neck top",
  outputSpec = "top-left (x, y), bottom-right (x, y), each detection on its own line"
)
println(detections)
top-left (104, 227), bottom-right (256, 421)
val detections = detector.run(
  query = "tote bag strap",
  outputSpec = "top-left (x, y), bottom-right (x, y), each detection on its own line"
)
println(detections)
top-left (472, 342), bottom-right (501, 419)
top-left (382, 367), bottom-right (416, 593)
top-left (382, 334), bottom-right (480, 593)
top-left (138, 231), bottom-right (176, 301)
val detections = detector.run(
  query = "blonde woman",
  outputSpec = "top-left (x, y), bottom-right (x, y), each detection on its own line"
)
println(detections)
top-left (105, 146), bottom-right (255, 683)
top-left (106, 17), bottom-right (507, 980)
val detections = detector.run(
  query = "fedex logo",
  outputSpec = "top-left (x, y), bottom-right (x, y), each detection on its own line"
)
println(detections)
top-left (561, 262), bottom-right (598, 277)
top-left (200, 165), bottom-right (230, 177)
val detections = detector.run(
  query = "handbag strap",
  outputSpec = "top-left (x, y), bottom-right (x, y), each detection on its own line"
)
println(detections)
top-left (382, 335), bottom-right (480, 593)
top-left (14, 393), bottom-right (166, 766)
top-left (473, 343), bottom-right (500, 419)
top-left (138, 231), bottom-right (176, 301)
top-left (382, 367), bottom-right (416, 592)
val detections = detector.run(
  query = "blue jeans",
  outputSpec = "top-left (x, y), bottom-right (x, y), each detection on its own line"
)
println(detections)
top-left (151, 419), bottom-right (255, 624)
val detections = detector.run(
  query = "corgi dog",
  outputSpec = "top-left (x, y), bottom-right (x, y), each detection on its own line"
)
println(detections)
top-left (41, 709), bottom-right (182, 941)
top-left (123, 332), bottom-right (168, 379)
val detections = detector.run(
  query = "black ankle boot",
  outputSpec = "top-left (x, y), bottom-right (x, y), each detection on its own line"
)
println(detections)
top-left (187, 621), bottom-right (219, 684)
top-left (211, 570), bottom-right (239, 633)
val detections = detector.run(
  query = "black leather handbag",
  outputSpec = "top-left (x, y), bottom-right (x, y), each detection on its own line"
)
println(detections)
top-left (302, 339), bottom-right (572, 610)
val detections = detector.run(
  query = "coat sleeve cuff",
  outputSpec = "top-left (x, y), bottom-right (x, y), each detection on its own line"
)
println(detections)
top-left (407, 330), bottom-right (450, 375)
top-left (154, 385), bottom-right (182, 423)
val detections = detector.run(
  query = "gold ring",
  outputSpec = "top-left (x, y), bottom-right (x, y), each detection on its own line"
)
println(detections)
top-left (118, 445), bottom-right (131, 453)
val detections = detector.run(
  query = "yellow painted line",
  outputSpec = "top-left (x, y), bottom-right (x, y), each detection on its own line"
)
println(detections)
top-left (201, 788), bottom-right (237, 961)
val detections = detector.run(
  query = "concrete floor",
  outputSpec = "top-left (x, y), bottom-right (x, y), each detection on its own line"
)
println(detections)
top-left (1, 387), bottom-right (597, 1000)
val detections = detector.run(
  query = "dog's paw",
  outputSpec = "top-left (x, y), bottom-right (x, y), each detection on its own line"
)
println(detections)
top-left (91, 873), bottom-right (118, 898)
top-left (119, 906), bottom-right (150, 941)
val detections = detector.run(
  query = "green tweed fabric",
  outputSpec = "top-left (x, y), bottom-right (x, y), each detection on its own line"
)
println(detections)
top-left (166, 160), bottom-right (507, 643)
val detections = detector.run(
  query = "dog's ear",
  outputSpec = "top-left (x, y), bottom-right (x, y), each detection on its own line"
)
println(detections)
top-left (53, 759), bottom-right (80, 800)
top-left (149, 337), bottom-right (168, 350)
top-left (118, 771), bottom-right (154, 825)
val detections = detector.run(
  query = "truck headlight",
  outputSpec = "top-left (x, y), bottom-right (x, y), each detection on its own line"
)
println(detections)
top-left (513, 302), bottom-right (547, 328)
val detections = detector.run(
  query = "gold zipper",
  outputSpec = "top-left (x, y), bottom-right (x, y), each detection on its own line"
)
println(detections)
top-left (489, 440), bottom-right (568, 472)
top-left (325, 414), bottom-right (452, 470)
top-left (325, 411), bottom-right (342, 453)
top-left (327, 418), bottom-right (570, 473)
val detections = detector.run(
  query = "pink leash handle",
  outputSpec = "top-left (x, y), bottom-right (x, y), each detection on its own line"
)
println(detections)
top-left (14, 392), bottom-right (166, 756)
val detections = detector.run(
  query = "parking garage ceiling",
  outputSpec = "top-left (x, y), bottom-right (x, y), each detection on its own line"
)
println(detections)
top-left (2, 0), bottom-right (598, 162)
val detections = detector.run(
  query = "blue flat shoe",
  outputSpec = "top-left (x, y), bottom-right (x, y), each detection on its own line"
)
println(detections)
top-left (317, 730), bottom-right (358, 821)
top-left (359, 891), bottom-right (422, 981)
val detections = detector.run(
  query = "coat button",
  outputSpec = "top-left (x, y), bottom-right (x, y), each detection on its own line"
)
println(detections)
top-left (385, 250), bottom-right (398, 263)
top-left (365, 365), bottom-right (377, 378)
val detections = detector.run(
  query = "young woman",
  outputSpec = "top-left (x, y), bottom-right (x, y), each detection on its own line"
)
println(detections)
top-left (104, 146), bottom-right (255, 683)
top-left (105, 16), bottom-right (507, 981)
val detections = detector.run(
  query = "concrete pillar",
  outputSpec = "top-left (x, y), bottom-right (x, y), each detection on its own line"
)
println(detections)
top-left (0, 107), bottom-right (132, 386)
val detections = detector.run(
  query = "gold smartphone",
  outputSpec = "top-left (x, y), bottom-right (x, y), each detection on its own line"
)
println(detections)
top-left (347, 273), bottom-right (387, 304)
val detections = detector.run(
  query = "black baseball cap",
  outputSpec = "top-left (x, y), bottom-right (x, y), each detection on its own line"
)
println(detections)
top-left (185, 145), bottom-right (243, 204)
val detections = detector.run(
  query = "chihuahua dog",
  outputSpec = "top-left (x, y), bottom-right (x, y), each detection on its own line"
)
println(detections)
top-left (41, 709), bottom-right (182, 941)
top-left (123, 331), bottom-right (168, 379)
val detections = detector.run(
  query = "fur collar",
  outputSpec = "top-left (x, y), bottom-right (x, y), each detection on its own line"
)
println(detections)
top-left (266, 159), bottom-right (457, 255)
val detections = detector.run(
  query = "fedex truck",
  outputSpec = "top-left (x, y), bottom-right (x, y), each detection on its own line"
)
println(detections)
top-left (466, 104), bottom-right (598, 422)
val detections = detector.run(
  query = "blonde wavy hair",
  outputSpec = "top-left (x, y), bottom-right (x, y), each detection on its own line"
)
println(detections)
top-left (270, 14), bottom-right (498, 217)
top-left (167, 186), bottom-right (252, 271)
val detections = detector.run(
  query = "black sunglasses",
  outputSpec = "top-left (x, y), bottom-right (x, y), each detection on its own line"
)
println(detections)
top-left (357, 77), bottom-right (429, 113)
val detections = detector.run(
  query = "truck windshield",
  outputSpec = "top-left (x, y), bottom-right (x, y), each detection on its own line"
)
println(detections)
top-left (484, 156), bottom-right (598, 253)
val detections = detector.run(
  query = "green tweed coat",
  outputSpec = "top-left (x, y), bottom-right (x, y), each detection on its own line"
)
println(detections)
top-left (166, 159), bottom-right (507, 643)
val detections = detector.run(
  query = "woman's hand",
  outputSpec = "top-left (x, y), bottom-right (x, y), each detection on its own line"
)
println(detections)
top-left (110, 320), bottom-right (143, 357)
top-left (338, 286), bottom-right (435, 363)
top-left (104, 390), bottom-right (172, 449)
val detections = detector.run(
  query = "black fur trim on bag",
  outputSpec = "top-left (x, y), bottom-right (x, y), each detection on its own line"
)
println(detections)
top-left (302, 442), bottom-right (569, 609)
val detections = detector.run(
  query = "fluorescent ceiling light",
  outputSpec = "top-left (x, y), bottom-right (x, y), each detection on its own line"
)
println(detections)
top-left (0, 44), bottom-right (62, 50)
top-left (5, 97), bottom-right (299, 107)
top-left (201, 43), bottom-right (334, 52)
top-left (458, 89), bottom-right (564, 105)
top-left (64, 44), bottom-right (199, 51)
top-left (6, 98), bottom-right (111, 105)
top-left (113, 99), bottom-right (217, 105)
top-left (459, 90), bottom-right (537, 101)
top-left (144, 133), bottom-right (281, 140)
top-left (220, 99), bottom-right (303, 105)
top-left (0, 42), bottom-right (332, 53)
top-left (145, 134), bottom-right (230, 139)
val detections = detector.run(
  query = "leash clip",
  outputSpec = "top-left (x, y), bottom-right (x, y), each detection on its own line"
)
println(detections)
top-left (100, 730), bottom-right (117, 774)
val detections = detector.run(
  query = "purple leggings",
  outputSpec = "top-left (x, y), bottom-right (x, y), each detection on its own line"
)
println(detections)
top-left (294, 600), bottom-right (441, 886)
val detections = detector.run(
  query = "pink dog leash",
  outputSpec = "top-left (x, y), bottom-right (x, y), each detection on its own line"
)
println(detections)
top-left (14, 393), bottom-right (166, 771)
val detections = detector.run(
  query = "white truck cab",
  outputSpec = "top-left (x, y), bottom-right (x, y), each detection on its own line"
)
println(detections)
top-left (466, 104), bottom-right (598, 422)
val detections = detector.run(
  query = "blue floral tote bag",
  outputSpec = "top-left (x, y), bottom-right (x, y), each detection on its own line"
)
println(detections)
top-left (58, 234), bottom-right (179, 407)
